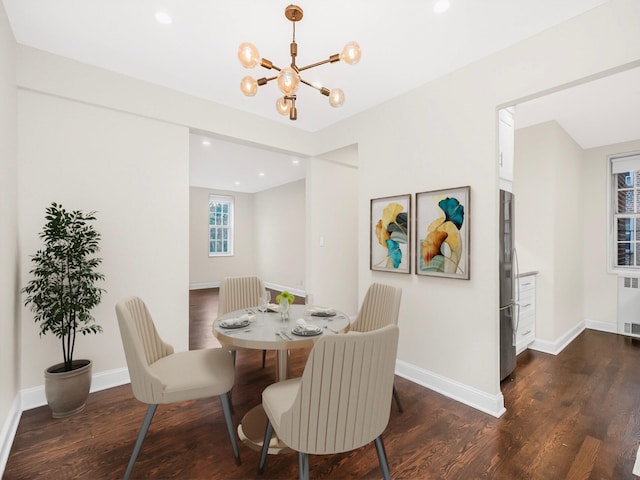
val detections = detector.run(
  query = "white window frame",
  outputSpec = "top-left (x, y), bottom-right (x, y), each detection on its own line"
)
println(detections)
top-left (208, 194), bottom-right (234, 257)
top-left (608, 151), bottom-right (640, 274)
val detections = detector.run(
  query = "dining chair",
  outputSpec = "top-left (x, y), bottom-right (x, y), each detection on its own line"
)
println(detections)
top-left (257, 325), bottom-right (400, 480)
top-left (351, 282), bottom-right (404, 413)
top-left (116, 297), bottom-right (240, 480)
top-left (218, 275), bottom-right (268, 368)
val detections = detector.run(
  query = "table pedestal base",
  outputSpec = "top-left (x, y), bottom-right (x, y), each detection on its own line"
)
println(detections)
top-left (237, 405), bottom-right (292, 455)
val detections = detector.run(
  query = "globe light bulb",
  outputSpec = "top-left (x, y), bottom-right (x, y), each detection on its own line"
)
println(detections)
top-left (276, 97), bottom-right (291, 116)
top-left (277, 68), bottom-right (300, 95)
top-left (433, 0), bottom-right (450, 13)
top-left (340, 42), bottom-right (361, 65)
top-left (238, 42), bottom-right (260, 68)
top-left (329, 88), bottom-right (345, 107)
top-left (240, 76), bottom-right (258, 96)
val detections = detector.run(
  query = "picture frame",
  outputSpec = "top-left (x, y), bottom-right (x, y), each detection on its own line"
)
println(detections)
top-left (370, 194), bottom-right (411, 274)
top-left (415, 186), bottom-right (470, 279)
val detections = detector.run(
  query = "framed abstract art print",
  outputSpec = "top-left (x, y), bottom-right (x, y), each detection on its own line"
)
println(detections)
top-left (415, 186), bottom-right (470, 279)
top-left (370, 194), bottom-right (411, 274)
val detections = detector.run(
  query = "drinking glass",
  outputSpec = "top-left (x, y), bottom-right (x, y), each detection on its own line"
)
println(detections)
top-left (304, 293), bottom-right (314, 306)
top-left (258, 290), bottom-right (271, 323)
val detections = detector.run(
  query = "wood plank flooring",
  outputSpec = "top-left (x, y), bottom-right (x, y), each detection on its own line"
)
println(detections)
top-left (5, 289), bottom-right (640, 479)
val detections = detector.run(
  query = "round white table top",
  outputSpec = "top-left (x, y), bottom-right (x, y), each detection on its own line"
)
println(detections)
top-left (213, 304), bottom-right (350, 351)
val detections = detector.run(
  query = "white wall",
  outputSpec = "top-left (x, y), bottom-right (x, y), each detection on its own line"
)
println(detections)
top-left (552, 124), bottom-right (585, 339)
top-left (310, 0), bottom-right (640, 411)
top-left (306, 159), bottom-right (359, 316)
top-left (0, 1), bottom-right (19, 471)
top-left (189, 187), bottom-right (257, 287)
top-left (255, 180), bottom-right (306, 291)
top-left (514, 121), bottom-right (584, 342)
top-left (4, 0), bottom-right (639, 424)
top-left (583, 140), bottom-right (640, 326)
top-left (18, 91), bottom-right (190, 389)
top-left (189, 181), bottom-right (306, 293)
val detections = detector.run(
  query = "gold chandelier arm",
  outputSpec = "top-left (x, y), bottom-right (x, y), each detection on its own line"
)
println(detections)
top-left (299, 78), bottom-right (331, 96)
top-left (260, 58), bottom-right (283, 72)
top-left (297, 54), bottom-right (341, 72)
top-left (257, 76), bottom-right (278, 86)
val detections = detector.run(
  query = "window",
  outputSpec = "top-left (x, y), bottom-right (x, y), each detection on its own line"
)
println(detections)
top-left (609, 153), bottom-right (640, 272)
top-left (209, 195), bottom-right (234, 256)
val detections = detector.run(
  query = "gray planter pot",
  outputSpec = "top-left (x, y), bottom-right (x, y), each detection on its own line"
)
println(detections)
top-left (44, 359), bottom-right (92, 418)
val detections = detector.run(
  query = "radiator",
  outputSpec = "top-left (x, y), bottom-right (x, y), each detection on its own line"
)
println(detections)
top-left (618, 276), bottom-right (640, 337)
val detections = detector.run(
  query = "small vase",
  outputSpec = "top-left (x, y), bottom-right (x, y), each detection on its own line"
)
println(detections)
top-left (279, 298), bottom-right (290, 322)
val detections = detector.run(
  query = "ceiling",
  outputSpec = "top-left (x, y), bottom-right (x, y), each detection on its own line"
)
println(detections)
top-left (4, 0), bottom-right (638, 192)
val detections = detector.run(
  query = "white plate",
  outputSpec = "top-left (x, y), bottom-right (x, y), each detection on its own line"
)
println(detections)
top-left (307, 307), bottom-right (336, 317)
top-left (219, 318), bottom-right (251, 329)
top-left (291, 325), bottom-right (323, 337)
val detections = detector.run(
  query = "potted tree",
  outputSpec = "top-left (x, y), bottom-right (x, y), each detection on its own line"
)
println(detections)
top-left (23, 202), bottom-right (106, 418)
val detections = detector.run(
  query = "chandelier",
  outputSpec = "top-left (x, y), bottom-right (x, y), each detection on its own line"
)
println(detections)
top-left (237, 4), bottom-right (361, 121)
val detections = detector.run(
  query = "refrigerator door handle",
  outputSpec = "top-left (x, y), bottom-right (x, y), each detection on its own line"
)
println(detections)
top-left (512, 303), bottom-right (520, 346)
top-left (499, 303), bottom-right (520, 347)
top-left (514, 247), bottom-right (520, 303)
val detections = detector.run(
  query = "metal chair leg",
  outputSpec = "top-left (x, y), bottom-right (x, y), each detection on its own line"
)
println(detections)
top-left (298, 452), bottom-right (309, 480)
top-left (219, 392), bottom-right (241, 465)
top-left (124, 403), bottom-right (157, 480)
top-left (257, 419), bottom-right (274, 475)
top-left (374, 436), bottom-right (392, 480)
top-left (392, 384), bottom-right (403, 413)
top-left (262, 349), bottom-right (267, 368)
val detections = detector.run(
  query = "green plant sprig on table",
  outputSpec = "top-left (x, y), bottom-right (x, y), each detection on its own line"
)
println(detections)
top-left (275, 291), bottom-right (295, 304)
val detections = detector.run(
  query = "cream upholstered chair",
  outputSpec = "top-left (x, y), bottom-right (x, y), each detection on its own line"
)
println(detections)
top-left (258, 325), bottom-right (400, 480)
top-left (218, 275), bottom-right (268, 367)
top-left (351, 282), bottom-right (404, 413)
top-left (116, 297), bottom-right (240, 480)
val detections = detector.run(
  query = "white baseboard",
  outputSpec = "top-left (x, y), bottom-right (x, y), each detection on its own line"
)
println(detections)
top-left (188, 281), bottom-right (306, 298)
top-left (189, 281), bottom-right (220, 290)
top-left (528, 319), bottom-right (617, 356)
top-left (0, 395), bottom-right (21, 477)
top-left (395, 360), bottom-right (506, 418)
top-left (585, 318), bottom-right (617, 334)
top-left (528, 321), bottom-right (585, 355)
top-left (20, 367), bottom-right (130, 412)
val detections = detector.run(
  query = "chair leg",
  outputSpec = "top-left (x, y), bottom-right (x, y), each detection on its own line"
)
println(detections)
top-left (374, 436), bottom-right (392, 480)
top-left (219, 392), bottom-right (241, 466)
top-left (262, 349), bottom-right (266, 368)
top-left (298, 452), bottom-right (309, 480)
top-left (257, 419), bottom-right (274, 475)
top-left (124, 403), bottom-right (157, 480)
top-left (392, 383), bottom-right (404, 413)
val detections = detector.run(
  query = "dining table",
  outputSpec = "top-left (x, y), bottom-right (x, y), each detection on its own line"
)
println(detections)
top-left (213, 303), bottom-right (350, 454)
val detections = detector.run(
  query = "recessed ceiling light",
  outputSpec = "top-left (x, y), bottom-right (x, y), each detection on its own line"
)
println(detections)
top-left (292, 159), bottom-right (300, 165)
top-left (155, 11), bottom-right (173, 25)
top-left (433, 0), bottom-right (450, 13)
top-left (201, 140), bottom-right (211, 146)
top-left (259, 172), bottom-right (265, 177)
top-left (235, 181), bottom-right (240, 185)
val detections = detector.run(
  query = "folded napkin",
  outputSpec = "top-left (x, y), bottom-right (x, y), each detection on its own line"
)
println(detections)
top-left (306, 306), bottom-right (336, 316)
top-left (219, 313), bottom-right (253, 327)
top-left (295, 318), bottom-right (322, 332)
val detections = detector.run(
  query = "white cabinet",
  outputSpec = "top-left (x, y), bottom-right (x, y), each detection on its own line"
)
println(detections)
top-left (516, 273), bottom-right (536, 354)
top-left (499, 107), bottom-right (515, 192)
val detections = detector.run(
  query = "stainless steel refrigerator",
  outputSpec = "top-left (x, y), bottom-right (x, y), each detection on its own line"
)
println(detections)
top-left (499, 190), bottom-right (518, 381)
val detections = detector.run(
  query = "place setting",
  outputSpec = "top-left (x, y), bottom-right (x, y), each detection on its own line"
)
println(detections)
top-left (290, 318), bottom-right (323, 337)
top-left (217, 312), bottom-right (255, 330)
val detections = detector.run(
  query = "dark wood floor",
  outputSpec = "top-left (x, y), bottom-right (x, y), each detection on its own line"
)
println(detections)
top-left (5, 289), bottom-right (640, 479)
